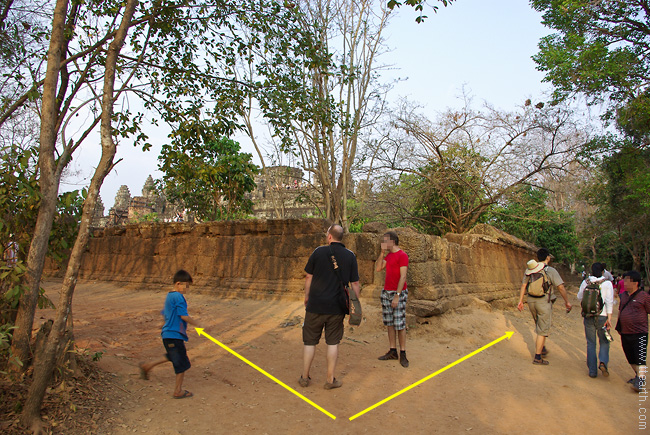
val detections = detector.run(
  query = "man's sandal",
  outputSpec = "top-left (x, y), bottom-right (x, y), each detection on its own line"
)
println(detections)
top-left (173, 390), bottom-right (193, 399)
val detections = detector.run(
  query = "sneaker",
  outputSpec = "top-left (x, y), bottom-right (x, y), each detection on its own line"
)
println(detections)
top-left (599, 362), bottom-right (609, 377)
top-left (589, 373), bottom-right (597, 378)
top-left (298, 376), bottom-right (311, 387)
top-left (632, 377), bottom-right (645, 393)
top-left (400, 352), bottom-right (409, 368)
top-left (532, 357), bottom-right (549, 365)
top-left (378, 350), bottom-right (398, 360)
top-left (324, 378), bottom-right (342, 390)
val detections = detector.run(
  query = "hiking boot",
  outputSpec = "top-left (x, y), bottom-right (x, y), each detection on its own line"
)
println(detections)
top-left (299, 376), bottom-right (311, 387)
top-left (532, 357), bottom-right (549, 365)
top-left (378, 349), bottom-right (398, 360)
top-left (400, 352), bottom-right (409, 368)
top-left (632, 377), bottom-right (645, 393)
top-left (324, 378), bottom-right (342, 390)
top-left (599, 362), bottom-right (609, 377)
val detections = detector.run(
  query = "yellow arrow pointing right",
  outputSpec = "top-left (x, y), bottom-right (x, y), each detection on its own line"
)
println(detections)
top-left (349, 331), bottom-right (515, 421)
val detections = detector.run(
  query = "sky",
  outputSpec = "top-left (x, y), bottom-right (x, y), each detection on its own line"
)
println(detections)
top-left (59, 0), bottom-right (553, 211)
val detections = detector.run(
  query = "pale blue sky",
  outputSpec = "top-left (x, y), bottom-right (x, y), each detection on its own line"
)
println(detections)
top-left (61, 0), bottom-right (553, 210)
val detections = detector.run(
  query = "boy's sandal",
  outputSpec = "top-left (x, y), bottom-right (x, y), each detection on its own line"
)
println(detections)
top-left (138, 362), bottom-right (149, 380)
top-left (532, 358), bottom-right (549, 365)
top-left (299, 376), bottom-right (311, 387)
top-left (173, 390), bottom-right (193, 399)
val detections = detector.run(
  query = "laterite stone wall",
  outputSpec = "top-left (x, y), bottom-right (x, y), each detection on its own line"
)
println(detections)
top-left (48, 219), bottom-right (543, 316)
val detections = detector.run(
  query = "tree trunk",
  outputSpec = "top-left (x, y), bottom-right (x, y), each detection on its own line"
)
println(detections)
top-left (20, 1), bottom-right (137, 430)
top-left (10, 0), bottom-right (69, 369)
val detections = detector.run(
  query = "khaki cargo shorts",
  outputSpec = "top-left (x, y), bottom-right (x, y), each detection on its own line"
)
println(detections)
top-left (527, 296), bottom-right (552, 336)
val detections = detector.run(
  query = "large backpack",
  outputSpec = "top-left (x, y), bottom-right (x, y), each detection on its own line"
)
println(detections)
top-left (581, 279), bottom-right (604, 317)
top-left (526, 268), bottom-right (550, 297)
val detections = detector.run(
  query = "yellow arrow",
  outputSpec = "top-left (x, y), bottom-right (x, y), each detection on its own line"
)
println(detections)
top-left (349, 331), bottom-right (515, 421)
top-left (195, 328), bottom-right (337, 420)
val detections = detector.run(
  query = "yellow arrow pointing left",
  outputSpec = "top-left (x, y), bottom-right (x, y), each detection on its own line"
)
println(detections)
top-left (195, 328), bottom-right (337, 420)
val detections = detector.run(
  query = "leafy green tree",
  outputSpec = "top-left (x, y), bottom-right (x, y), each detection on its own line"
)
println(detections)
top-left (158, 124), bottom-right (259, 221)
top-left (601, 145), bottom-right (650, 275)
top-left (489, 185), bottom-right (579, 265)
top-left (4, 0), bottom-right (320, 375)
top-left (532, 0), bottom-right (650, 145)
top-left (0, 145), bottom-right (82, 323)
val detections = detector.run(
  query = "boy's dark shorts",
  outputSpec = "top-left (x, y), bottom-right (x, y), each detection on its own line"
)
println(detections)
top-left (163, 338), bottom-right (191, 374)
top-left (302, 312), bottom-right (345, 345)
top-left (621, 333), bottom-right (648, 366)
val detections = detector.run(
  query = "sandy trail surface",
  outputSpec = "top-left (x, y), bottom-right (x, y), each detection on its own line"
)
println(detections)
top-left (36, 280), bottom-right (643, 434)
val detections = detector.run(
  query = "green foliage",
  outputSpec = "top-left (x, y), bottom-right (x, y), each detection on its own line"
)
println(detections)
top-left (488, 185), bottom-right (579, 265)
top-left (157, 123), bottom-right (259, 221)
top-left (532, 0), bottom-right (650, 143)
top-left (133, 212), bottom-right (159, 223)
top-left (0, 145), bottom-right (78, 324)
top-left (0, 323), bottom-right (22, 373)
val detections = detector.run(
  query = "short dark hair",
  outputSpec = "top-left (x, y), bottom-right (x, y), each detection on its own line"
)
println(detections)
top-left (591, 262), bottom-right (603, 278)
top-left (536, 248), bottom-right (550, 262)
top-left (623, 270), bottom-right (642, 284)
top-left (328, 224), bottom-right (344, 241)
top-left (173, 269), bottom-right (193, 284)
top-left (384, 231), bottom-right (399, 245)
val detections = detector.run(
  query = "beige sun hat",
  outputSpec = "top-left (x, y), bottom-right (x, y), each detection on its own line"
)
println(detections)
top-left (525, 259), bottom-right (545, 275)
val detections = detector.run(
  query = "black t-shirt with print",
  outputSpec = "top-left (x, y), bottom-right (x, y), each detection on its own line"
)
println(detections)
top-left (304, 242), bottom-right (359, 315)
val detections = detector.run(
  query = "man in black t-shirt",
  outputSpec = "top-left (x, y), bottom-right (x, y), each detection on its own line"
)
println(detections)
top-left (300, 224), bottom-right (360, 390)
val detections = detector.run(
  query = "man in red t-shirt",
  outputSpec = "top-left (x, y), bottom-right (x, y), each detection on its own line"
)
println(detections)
top-left (375, 231), bottom-right (410, 367)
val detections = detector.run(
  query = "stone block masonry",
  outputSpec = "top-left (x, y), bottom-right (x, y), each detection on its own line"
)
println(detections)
top-left (50, 219), bottom-right (541, 316)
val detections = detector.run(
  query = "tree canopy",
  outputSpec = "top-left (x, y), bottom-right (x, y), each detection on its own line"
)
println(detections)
top-left (157, 123), bottom-right (259, 221)
top-left (532, 0), bottom-right (650, 145)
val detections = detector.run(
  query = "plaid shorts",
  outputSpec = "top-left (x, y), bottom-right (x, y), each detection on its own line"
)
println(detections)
top-left (381, 289), bottom-right (408, 330)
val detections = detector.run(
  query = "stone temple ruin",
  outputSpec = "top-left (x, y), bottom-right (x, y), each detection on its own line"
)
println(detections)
top-left (248, 166), bottom-right (321, 219)
top-left (92, 176), bottom-right (183, 228)
top-left (92, 166), bottom-right (323, 228)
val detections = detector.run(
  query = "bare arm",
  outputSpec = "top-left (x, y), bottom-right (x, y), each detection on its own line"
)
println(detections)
top-left (304, 273), bottom-right (313, 307)
top-left (180, 315), bottom-right (202, 328)
top-left (350, 281), bottom-right (361, 298)
top-left (391, 266), bottom-right (408, 308)
top-left (375, 250), bottom-right (386, 272)
top-left (517, 282), bottom-right (527, 311)
top-left (555, 284), bottom-right (572, 312)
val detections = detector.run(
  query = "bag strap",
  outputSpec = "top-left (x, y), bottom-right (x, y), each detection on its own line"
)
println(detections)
top-left (328, 246), bottom-right (348, 294)
top-left (619, 290), bottom-right (642, 313)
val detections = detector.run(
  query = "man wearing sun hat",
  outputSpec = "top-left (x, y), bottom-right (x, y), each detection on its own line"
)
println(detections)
top-left (517, 248), bottom-right (572, 365)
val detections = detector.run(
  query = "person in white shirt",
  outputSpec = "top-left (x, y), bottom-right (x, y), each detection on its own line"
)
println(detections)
top-left (601, 262), bottom-right (614, 282)
top-left (577, 263), bottom-right (614, 378)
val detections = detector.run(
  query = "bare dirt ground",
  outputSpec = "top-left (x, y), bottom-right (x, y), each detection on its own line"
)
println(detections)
top-left (18, 280), bottom-right (648, 434)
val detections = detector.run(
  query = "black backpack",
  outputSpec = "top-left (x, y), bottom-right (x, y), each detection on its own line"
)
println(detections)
top-left (581, 279), bottom-right (604, 317)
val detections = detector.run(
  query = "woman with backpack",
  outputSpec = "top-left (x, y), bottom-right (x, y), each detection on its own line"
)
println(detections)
top-left (577, 263), bottom-right (614, 378)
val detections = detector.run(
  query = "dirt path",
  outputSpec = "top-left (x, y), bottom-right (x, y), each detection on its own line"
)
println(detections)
top-left (38, 280), bottom-right (643, 434)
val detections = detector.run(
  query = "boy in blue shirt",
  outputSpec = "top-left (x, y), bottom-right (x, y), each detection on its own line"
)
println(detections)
top-left (139, 270), bottom-right (201, 399)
